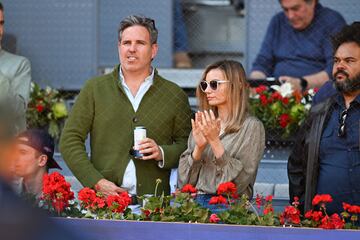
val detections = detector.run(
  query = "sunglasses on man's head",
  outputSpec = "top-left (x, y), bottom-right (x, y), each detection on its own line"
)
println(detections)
top-left (199, 80), bottom-right (230, 92)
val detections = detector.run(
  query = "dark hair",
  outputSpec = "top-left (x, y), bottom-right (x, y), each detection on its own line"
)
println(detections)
top-left (0, 2), bottom-right (3, 11)
top-left (332, 22), bottom-right (360, 52)
top-left (118, 15), bottom-right (158, 44)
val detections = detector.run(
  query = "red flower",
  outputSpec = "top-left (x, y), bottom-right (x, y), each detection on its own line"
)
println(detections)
top-left (255, 85), bottom-right (268, 94)
top-left (42, 172), bottom-right (74, 214)
top-left (342, 202), bottom-right (360, 214)
top-left (270, 91), bottom-right (282, 101)
top-left (217, 182), bottom-right (237, 196)
top-left (312, 211), bottom-right (324, 222)
top-left (143, 209), bottom-right (151, 218)
top-left (305, 210), bottom-right (323, 222)
top-left (231, 193), bottom-right (239, 199)
top-left (265, 195), bottom-right (273, 202)
top-left (209, 213), bottom-right (220, 223)
top-left (92, 196), bottom-right (106, 209)
top-left (106, 192), bottom-right (132, 213)
top-left (305, 210), bottom-right (312, 219)
top-left (209, 195), bottom-right (227, 205)
top-left (78, 187), bottom-right (106, 210)
top-left (36, 104), bottom-right (44, 113)
top-left (319, 213), bottom-right (344, 229)
top-left (312, 194), bottom-right (333, 206)
top-left (255, 194), bottom-right (262, 209)
top-left (280, 206), bottom-right (301, 225)
top-left (292, 196), bottom-right (300, 206)
top-left (281, 97), bottom-right (289, 105)
top-left (78, 188), bottom-right (96, 205)
top-left (259, 95), bottom-right (268, 106)
top-left (181, 184), bottom-right (197, 193)
top-left (263, 206), bottom-right (274, 215)
top-left (279, 114), bottom-right (291, 128)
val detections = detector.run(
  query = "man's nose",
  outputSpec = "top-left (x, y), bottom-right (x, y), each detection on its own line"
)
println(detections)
top-left (129, 43), bottom-right (136, 52)
top-left (287, 10), bottom-right (296, 20)
top-left (336, 60), bottom-right (346, 70)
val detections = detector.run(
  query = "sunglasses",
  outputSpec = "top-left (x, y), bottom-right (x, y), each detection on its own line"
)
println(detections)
top-left (338, 109), bottom-right (348, 137)
top-left (199, 80), bottom-right (230, 92)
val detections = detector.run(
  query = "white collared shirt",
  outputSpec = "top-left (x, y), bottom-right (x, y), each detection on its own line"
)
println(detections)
top-left (119, 66), bottom-right (164, 195)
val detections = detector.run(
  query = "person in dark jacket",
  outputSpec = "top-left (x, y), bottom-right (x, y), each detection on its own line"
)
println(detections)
top-left (288, 22), bottom-right (360, 214)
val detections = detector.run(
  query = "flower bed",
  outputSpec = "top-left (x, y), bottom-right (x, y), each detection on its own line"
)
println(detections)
top-left (34, 172), bottom-right (359, 231)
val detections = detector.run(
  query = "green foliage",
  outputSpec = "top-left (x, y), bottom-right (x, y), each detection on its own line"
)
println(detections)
top-left (250, 85), bottom-right (315, 139)
top-left (26, 82), bottom-right (68, 139)
top-left (137, 191), bottom-right (210, 223)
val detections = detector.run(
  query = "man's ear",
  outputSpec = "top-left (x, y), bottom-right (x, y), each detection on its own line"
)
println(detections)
top-left (38, 155), bottom-right (48, 168)
top-left (151, 43), bottom-right (159, 60)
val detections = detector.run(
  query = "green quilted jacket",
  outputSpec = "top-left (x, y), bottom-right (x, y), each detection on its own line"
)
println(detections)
top-left (60, 65), bottom-right (192, 195)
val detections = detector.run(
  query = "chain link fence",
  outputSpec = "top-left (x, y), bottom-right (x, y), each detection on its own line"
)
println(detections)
top-left (174, 0), bottom-right (359, 203)
top-left (2, 0), bottom-right (359, 206)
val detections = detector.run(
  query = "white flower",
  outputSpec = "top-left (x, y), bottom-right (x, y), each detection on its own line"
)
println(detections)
top-left (45, 86), bottom-right (52, 94)
top-left (304, 104), bottom-right (311, 110)
top-left (308, 88), bottom-right (316, 97)
top-left (271, 82), bottom-right (293, 98)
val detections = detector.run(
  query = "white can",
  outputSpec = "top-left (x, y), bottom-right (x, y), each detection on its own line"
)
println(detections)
top-left (134, 126), bottom-right (146, 158)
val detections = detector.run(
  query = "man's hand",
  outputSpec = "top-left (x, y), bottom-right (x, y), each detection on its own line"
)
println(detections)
top-left (279, 76), bottom-right (302, 91)
top-left (95, 178), bottom-right (127, 196)
top-left (137, 138), bottom-right (163, 161)
top-left (249, 70), bottom-right (266, 79)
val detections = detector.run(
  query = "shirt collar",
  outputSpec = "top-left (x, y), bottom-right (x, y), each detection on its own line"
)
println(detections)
top-left (334, 91), bottom-right (360, 108)
top-left (334, 93), bottom-right (345, 107)
top-left (119, 66), bottom-right (155, 87)
top-left (352, 93), bottom-right (360, 105)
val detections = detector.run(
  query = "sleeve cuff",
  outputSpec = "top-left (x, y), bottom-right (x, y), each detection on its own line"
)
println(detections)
top-left (188, 151), bottom-right (203, 167)
top-left (157, 146), bottom-right (165, 168)
top-left (214, 151), bottom-right (228, 168)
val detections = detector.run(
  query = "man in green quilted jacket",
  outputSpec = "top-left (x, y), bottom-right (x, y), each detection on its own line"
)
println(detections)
top-left (60, 15), bottom-right (191, 197)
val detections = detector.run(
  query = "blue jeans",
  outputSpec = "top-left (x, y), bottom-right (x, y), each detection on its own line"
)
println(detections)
top-left (174, 0), bottom-right (189, 52)
top-left (195, 194), bottom-right (229, 214)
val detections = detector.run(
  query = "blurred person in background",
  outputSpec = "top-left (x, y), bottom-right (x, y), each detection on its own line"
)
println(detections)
top-left (178, 60), bottom-right (265, 212)
top-left (0, 1), bottom-right (31, 132)
top-left (12, 129), bottom-right (61, 198)
top-left (250, 0), bottom-right (345, 92)
top-left (173, 0), bottom-right (192, 68)
top-left (288, 22), bottom-right (360, 215)
top-left (0, 99), bottom-right (81, 240)
top-left (60, 15), bottom-right (191, 198)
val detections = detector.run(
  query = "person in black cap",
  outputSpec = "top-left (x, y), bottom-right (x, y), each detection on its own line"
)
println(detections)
top-left (12, 129), bottom-right (61, 198)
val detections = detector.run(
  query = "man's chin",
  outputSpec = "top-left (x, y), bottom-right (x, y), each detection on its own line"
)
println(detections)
top-left (335, 77), bottom-right (360, 93)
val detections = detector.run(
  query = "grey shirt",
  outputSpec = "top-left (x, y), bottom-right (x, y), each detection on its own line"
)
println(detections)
top-left (178, 116), bottom-right (265, 197)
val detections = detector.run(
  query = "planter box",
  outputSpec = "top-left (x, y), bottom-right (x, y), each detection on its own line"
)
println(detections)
top-left (54, 218), bottom-right (360, 240)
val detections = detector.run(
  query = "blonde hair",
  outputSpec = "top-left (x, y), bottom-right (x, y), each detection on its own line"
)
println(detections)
top-left (196, 60), bottom-right (250, 133)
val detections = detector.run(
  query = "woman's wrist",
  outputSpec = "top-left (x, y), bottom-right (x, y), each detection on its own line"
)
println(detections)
top-left (209, 139), bottom-right (224, 159)
top-left (192, 145), bottom-right (205, 161)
